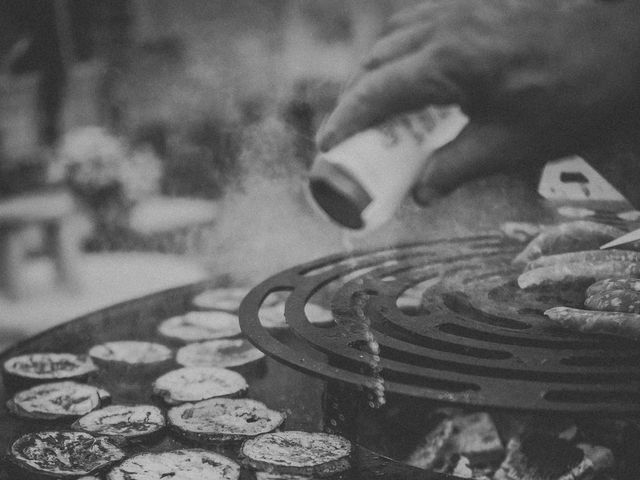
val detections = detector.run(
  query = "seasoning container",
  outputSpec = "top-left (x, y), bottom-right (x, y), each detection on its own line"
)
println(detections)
top-left (308, 105), bottom-right (468, 231)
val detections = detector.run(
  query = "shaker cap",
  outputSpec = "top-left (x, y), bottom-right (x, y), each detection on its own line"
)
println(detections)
top-left (309, 157), bottom-right (372, 230)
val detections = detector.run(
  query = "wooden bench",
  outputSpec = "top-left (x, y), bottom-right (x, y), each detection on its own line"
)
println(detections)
top-left (0, 188), bottom-right (82, 298)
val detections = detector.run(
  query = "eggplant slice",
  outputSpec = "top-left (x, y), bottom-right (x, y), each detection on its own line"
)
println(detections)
top-left (157, 311), bottom-right (242, 343)
top-left (3, 353), bottom-right (97, 386)
top-left (88, 341), bottom-right (173, 367)
top-left (107, 449), bottom-right (240, 480)
top-left (8, 431), bottom-right (125, 479)
top-left (153, 367), bottom-right (248, 405)
top-left (72, 404), bottom-right (165, 439)
top-left (241, 431), bottom-right (352, 477)
top-left (176, 339), bottom-right (265, 368)
top-left (7, 381), bottom-right (111, 420)
top-left (168, 398), bottom-right (285, 443)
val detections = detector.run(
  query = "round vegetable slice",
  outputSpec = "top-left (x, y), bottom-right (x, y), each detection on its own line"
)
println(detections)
top-left (176, 339), bottom-right (265, 368)
top-left (89, 341), bottom-right (173, 366)
top-left (241, 431), bottom-right (352, 477)
top-left (158, 311), bottom-right (241, 343)
top-left (153, 367), bottom-right (248, 405)
top-left (192, 288), bottom-right (251, 311)
top-left (3, 353), bottom-right (97, 385)
top-left (168, 398), bottom-right (285, 443)
top-left (72, 404), bottom-right (165, 439)
top-left (8, 381), bottom-right (111, 420)
top-left (107, 449), bottom-right (240, 480)
top-left (8, 431), bottom-right (125, 479)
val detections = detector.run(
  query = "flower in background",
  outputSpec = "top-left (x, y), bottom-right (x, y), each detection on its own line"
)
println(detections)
top-left (53, 126), bottom-right (162, 207)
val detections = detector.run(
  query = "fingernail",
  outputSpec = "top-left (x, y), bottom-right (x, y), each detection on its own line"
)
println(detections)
top-left (411, 185), bottom-right (444, 207)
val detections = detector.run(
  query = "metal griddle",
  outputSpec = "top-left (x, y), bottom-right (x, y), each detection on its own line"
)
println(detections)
top-left (0, 283), bottom-right (445, 480)
top-left (240, 235), bottom-right (640, 415)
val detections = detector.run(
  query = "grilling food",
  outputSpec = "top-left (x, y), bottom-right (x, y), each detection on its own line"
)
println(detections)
top-left (524, 250), bottom-right (640, 271)
top-left (3, 353), bottom-right (97, 387)
top-left (88, 341), bottom-right (173, 368)
top-left (586, 277), bottom-right (640, 297)
top-left (518, 262), bottom-right (640, 290)
top-left (7, 381), bottom-right (111, 420)
top-left (584, 289), bottom-right (640, 314)
top-left (176, 339), bottom-right (265, 368)
top-left (240, 431), bottom-right (352, 477)
top-left (192, 287), bottom-right (251, 311)
top-left (158, 311), bottom-right (241, 343)
top-left (7, 431), bottom-right (125, 479)
top-left (71, 404), bottom-right (165, 440)
top-left (168, 398), bottom-right (285, 443)
top-left (153, 366), bottom-right (248, 405)
top-left (493, 434), bottom-right (613, 480)
top-left (106, 449), bottom-right (241, 480)
top-left (512, 221), bottom-right (625, 265)
top-left (544, 307), bottom-right (640, 340)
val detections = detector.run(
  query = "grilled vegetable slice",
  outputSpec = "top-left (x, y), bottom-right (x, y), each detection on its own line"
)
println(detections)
top-left (8, 431), bottom-right (125, 479)
top-left (518, 262), bottom-right (640, 290)
top-left (585, 289), bottom-right (640, 313)
top-left (192, 287), bottom-right (251, 311)
top-left (176, 339), bottom-right (265, 368)
top-left (168, 398), bottom-right (285, 443)
top-left (107, 449), bottom-right (240, 480)
top-left (158, 311), bottom-right (241, 343)
top-left (586, 277), bottom-right (640, 297)
top-left (3, 353), bottom-right (97, 386)
top-left (512, 221), bottom-right (624, 265)
top-left (259, 302), bottom-right (333, 329)
top-left (524, 250), bottom-right (640, 272)
top-left (8, 381), bottom-right (111, 420)
top-left (240, 431), bottom-right (352, 477)
top-left (153, 367), bottom-right (248, 405)
top-left (72, 404), bottom-right (165, 439)
top-left (89, 341), bottom-right (173, 367)
top-left (544, 307), bottom-right (640, 340)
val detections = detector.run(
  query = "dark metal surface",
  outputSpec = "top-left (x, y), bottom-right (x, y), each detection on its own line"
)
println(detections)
top-left (0, 282), bottom-right (446, 479)
top-left (240, 235), bottom-right (640, 415)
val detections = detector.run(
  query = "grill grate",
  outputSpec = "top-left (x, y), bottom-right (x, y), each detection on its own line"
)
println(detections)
top-left (239, 235), bottom-right (640, 414)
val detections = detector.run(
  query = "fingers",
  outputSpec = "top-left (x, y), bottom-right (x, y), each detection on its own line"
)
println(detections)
top-left (317, 49), bottom-right (462, 152)
top-left (412, 122), bottom-right (559, 205)
top-left (388, 1), bottom-right (448, 31)
top-left (363, 23), bottom-right (434, 70)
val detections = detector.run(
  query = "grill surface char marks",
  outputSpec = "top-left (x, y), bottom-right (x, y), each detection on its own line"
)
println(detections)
top-left (239, 236), bottom-right (640, 414)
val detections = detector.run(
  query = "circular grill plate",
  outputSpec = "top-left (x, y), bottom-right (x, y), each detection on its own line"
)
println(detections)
top-left (239, 235), bottom-right (640, 414)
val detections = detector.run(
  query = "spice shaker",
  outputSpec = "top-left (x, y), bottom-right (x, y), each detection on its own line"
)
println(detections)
top-left (308, 105), bottom-right (468, 231)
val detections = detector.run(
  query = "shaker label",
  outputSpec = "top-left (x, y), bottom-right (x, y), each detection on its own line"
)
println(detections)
top-left (377, 108), bottom-right (441, 148)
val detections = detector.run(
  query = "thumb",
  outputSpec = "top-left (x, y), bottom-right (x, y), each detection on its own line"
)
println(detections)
top-left (411, 121), bottom-right (562, 205)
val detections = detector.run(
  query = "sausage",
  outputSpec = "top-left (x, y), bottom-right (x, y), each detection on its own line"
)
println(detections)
top-left (585, 277), bottom-right (640, 297)
top-left (544, 307), bottom-right (640, 340)
top-left (518, 262), bottom-right (640, 290)
top-left (512, 221), bottom-right (625, 266)
top-left (524, 250), bottom-right (640, 272)
top-left (584, 289), bottom-right (640, 314)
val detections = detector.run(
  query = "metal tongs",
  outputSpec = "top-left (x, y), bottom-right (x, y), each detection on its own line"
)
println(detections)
top-left (600, 227), bottom-right (640, 250)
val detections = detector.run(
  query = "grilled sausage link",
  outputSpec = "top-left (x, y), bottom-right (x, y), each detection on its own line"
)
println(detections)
top-left (524, 250), bottom-right (640, 272)
top-left (518, 262), bottom-right (640, 289)
top-left (584, 289), bottom-right (640, 314)
top-left (586, 277), bottom-right (640, 297)
top-left (544, 306), bottom-right (640, 340)
top-left (512, 221), bottom-right (625, 266)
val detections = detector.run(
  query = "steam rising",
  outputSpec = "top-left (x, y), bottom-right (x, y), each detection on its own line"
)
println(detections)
top-left (200, 115), bottom-right (549, 286)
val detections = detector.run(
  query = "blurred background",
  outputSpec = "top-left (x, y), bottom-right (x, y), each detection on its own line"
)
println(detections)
top-left (0, 0), bottom-right (568, 349)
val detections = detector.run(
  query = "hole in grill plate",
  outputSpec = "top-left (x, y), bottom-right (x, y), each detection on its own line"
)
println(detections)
top-left (544, 389), bottom-right (640, 404)
top-left (442, 292), bottom-right (531, 330)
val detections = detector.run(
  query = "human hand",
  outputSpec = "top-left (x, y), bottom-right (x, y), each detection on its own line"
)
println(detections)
top-left (316, 0), bottom-right (640, 204)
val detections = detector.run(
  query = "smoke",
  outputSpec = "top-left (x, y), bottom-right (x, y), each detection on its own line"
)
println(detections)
top-left (198, 116), bottom-right (549, 286)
